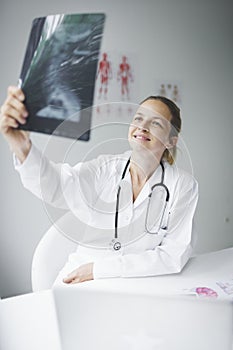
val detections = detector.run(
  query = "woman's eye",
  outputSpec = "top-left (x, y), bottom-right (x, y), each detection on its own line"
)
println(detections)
top-left (152, 121), bottom-right (162, 128)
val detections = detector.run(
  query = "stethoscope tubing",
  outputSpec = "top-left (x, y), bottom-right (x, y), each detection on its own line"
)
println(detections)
top-left (113, 159), bottom-right (170, 250)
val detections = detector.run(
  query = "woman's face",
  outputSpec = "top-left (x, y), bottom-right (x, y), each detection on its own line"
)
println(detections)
top-left (128, 99), bottom-right (174, 158)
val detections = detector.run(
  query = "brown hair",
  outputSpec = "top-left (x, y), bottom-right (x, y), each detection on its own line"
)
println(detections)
top-left (140, 96), bottom-right (181, 165)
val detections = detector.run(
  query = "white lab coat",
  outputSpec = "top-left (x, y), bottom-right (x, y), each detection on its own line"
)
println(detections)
top-left (15, 144), bottom-right (198, 280)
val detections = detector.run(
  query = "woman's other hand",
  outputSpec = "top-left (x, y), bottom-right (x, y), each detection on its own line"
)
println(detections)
top-left (63, 263), bottom-right (94, 284)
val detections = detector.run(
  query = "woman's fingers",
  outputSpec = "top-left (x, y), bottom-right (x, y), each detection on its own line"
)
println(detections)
top-left (0, 114), bottom-right (19, 130)
top-left (1, 103), bottom-right (27, 125)
top-left (7, 85), bottom-right (25, 101)
top-left (63, 269), bottom-right (78, 283)
top-left (6, 93), bottom-right (28, 117)
top-left (0, 86), bottom-right (28, 127)
top-left (63, 263), bottom-right (94, 284)
top-left (70, 278), bottom-right (80, 284)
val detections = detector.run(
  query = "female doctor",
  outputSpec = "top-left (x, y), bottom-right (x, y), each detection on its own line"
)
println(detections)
top-left (0, 86), bottom-right (198, 285)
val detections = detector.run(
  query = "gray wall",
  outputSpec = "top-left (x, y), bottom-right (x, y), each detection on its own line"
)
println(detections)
top-left (0, 0), bottom-right (232, 298)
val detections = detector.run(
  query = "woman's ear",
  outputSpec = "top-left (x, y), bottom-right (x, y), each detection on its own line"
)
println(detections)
top-left (165, 136), bottom-right (178, 149)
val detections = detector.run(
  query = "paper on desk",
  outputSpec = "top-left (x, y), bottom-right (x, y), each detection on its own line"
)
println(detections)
top-left (216, 277), bottom-right (233, 296)
top-left (178, 278), bottom-right (233, 300)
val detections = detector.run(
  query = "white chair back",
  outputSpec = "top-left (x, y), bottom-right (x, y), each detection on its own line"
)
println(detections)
top-left (31, 212), bottom-right (78, 291)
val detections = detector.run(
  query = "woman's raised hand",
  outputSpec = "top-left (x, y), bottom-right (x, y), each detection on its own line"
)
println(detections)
top-left (0, 86), bottom-right (31, 163)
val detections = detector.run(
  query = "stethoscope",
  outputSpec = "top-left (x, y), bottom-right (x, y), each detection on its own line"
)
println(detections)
top-left (110, 159), bottom-right (170, 251)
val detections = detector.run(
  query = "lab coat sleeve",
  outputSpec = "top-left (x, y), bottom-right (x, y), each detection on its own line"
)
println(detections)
top-left (14, 144), bottom-right (71, 208)
top-left (93, 175), bottom-right (199, 279)
top-left (14, 143), bottom-right (119, 210)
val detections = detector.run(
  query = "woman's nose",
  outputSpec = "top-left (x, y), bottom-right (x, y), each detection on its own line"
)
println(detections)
top-left (138, 123), bottom-right (149, 132)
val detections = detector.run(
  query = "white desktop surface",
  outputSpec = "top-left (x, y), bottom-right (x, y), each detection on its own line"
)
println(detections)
top-left (0, 290), bottom-right (61, 350)
top-left (55, 247), bottom-right (233, 299)
top-left (0, 247), bottom-right (232, 350)
top-left (53, 247), bottom-right (233, 350)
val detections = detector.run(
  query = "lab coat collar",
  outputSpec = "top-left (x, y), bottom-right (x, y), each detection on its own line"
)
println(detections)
top-left (123, 160), bottom-right (164, 209)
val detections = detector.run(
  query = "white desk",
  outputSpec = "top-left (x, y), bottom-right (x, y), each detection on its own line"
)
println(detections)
top-left (0, 290), bottom-right (61, 350)
top-left (0, 248), bottom-right (232, 350)
top-left (57, 246), bottom-right (233, 299)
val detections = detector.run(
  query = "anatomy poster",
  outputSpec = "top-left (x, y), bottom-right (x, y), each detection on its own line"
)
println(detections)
top-left (95, 52), bottom-right (113, 101)
top-left (93, 51), bottom-right (138, 125)
top-left (116, 54), bottom-right (134, 101)
top-left (155, 80), bottom-right (183, 106)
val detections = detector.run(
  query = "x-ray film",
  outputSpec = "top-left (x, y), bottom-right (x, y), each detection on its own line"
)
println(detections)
top-left (18, 13), bottom-right (106, 140)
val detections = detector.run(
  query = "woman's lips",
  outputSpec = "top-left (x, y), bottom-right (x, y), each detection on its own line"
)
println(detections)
top-left (133, 134), bottom-right (151, 141)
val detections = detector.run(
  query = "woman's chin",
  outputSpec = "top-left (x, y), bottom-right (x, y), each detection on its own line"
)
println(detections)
top-left (129, 138), bottom-right (149, 150)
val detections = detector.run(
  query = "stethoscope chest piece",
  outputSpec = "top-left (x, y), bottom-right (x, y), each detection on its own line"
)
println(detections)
top-left (110, 239), bottom-right (121, 251)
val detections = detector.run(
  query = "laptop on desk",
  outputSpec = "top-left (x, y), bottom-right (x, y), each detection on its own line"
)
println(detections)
top-left (53, 284), bottom-right (233, 350)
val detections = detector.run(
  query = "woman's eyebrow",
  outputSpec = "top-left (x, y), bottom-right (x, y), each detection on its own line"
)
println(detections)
top-left (148, 115), bottom-right (166, 123)
top-left (152, 115), bottom-right (162, 120)
top-left (136, 111), bottom-right (167, 124)
top-left (137, 109), bottom-right (163, 118)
